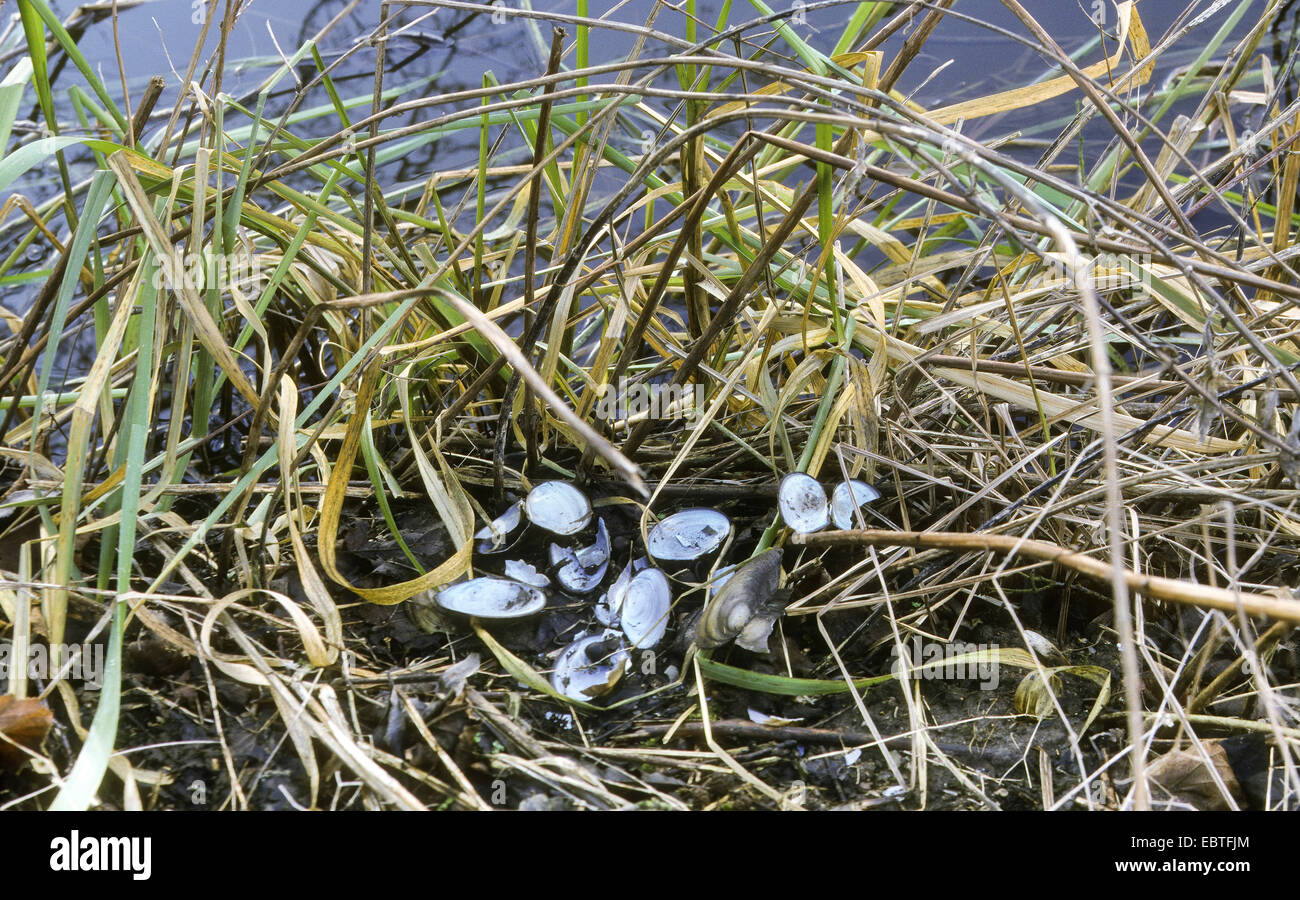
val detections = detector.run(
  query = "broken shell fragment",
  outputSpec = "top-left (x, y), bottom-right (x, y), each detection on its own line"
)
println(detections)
top-left (503, 559), bottom-right (550, 589)
top-left (646, 508), bottom-right (731, 563)
top-left (475, 500), bottom-right (525, 554)
top-left (524, 481), bottom-right (592, 536)
top-left (830, 480), bottom-right (881, 530)
top-left (734, 599), bottom-right (787, 653)
top-left (549, 518), bottom-right (610, 594)
top-left (706, 563), bottom-right (737, 603)
top-left (551, 629), bottom-right (631, 702)
top-left (434, 577), bottom-right (548, 620)
top-left (594, 595), bottom-right (616, 627)
top-left (620, 567), bottom-right (672, 650)
top-left (778, 472), bottom-right (829, 534)
top-left (687, 548), bottom-right (783, 650)
top-left (595, 556), bottom-right (648, 625)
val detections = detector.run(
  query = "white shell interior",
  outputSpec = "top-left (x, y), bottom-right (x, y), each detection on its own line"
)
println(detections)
top-left (778, 472), bottom-right (829, 533)
top-left (551, 518), bottom-right (611, 594)
top-left (524, 481), bottom-right (593, 535)
top-left (503, 559), bottom-right (550, 588)
top-left (620, 568), bottom-right (671, 649)
top-left (474, 500), bottom-right (524, 552)
top-left (830, 480), bottom-right (881, 529)
top-left (435, 577), bottom-right (547, 619)
top-left (646, 508), bottom-right (731, 561)
top-left (550, 629), bottom-right (631, 701)
top-left (595, 556), bottom-right (648, 625)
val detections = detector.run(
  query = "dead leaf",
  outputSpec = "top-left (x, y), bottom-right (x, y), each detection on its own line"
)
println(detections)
top-left (0, 695), bottom-right (54, 771)
top-left (1013, 665), bottom-right (1112, 735)
top-left (1014, 670), bottom-right (1062, 718)
top-left (1146, 743), bottom-right (1244, 810)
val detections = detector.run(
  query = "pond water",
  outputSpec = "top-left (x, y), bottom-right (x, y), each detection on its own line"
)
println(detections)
top-left (0, 1), bottom-right (1286, 362)
top-left (74, 1), bottom-right (1264, 111)
top-left (22, 0), bottom-right (1281, 181)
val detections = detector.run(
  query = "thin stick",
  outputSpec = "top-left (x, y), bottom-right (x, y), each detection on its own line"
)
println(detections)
top-left (792, 530), bottom-right (1300, 625)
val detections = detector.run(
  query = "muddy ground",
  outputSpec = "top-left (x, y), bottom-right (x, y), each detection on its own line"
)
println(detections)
top-left (4, 469), bottom-right (1291, 812)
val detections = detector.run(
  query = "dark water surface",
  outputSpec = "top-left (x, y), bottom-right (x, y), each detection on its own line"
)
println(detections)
top-left (30, 0), bottom-right (1279, 179)
top-left (0, 1), bottom-right (1285, 348)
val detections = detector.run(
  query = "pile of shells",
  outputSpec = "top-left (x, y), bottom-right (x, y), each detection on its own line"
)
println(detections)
top-left (422, 474), bottom-right (881, 704)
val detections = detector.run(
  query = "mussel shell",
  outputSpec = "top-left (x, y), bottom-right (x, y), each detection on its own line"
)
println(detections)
top-left (778, 472), bottom-right (829, 534)
top-left (524, 481), bottom-right (593, 536)
top-left (434, 576), bottom-right (548, 620)
top-left (475, 500), bottom-right (525, 554)
top-left (646, 508), bottom-right (731, 563)
top-left (549, 518), bottom-right (611, 594)
top-left (620, 568), bottom-right (672, 650)
top-left (830, 480), bottom-right (881, 530)
top-left (688, 548), bottom-right (782, 649)
top-left (734, 598), bottom-right (787, 653)
top-left (595, 556), bottom-right (648, 626)
top-left (551, 629), bottom-right (631, 701)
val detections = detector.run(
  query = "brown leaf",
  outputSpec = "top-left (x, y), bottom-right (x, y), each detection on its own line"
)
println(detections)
top-left (0, 694), bottom-right (54, 771)
top-left (1147, 742), bottom-right (1244, 810)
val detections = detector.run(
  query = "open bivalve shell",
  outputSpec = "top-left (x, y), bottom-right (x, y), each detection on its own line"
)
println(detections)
top-left (619, 567), bottom-right (672, 650)
top-left (778, 472), bottom-right (829, 534)
top-left (646, 508), bottom-right (731, 564)
top-left (830, 480), bottom-right (881, 530)
top-left (434, 576), bottom-right (548, 620)
top-left (687, 548), bottom-right (784, 651)
top-left (524, 481), bottom-right (592, 536)
top-left (551, 629), bottom-right (631, 702)
top-left (548, 518), bottom-right (610, 594)
top-left (474, 500), bottom-right (525, 554)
